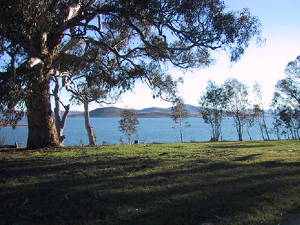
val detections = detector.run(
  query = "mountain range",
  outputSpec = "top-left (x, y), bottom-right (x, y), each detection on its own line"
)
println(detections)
top-left (70, 104), bottom-right (201, 118)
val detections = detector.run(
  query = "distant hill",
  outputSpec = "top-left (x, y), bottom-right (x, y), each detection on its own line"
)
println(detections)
top-left (69, 105), bottom-right (201, 118)
top-left (90, 107), bottom-right (123, 117)
top-left (139, 107), bottom-right (171, 113)
top-left (184, 104), bottom-right (200, 114)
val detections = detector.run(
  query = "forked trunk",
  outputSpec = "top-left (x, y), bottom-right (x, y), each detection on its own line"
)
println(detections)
top-left (84, 101), bottom-right (97, 146)
top-left (53, 77), bottom-right (70, 146)
top-left (26, 73), bottom-right (59, 149)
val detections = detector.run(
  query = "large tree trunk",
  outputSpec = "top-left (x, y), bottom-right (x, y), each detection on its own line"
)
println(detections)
top-left (83, 101), bottom-right (97, 146)
top-left (26, 73), bottom-right (60, 149)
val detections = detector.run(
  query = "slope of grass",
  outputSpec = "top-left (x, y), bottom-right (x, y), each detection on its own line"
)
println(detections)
top-left (1, 140), bottom-right (300, 225)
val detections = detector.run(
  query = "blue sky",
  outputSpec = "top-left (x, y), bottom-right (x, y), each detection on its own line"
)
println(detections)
top-left (73, 0), bottom-right (300, 111)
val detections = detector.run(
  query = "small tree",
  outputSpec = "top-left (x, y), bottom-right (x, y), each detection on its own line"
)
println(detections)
top-left (199, 80), bottom-right (230, 141)
top-left (252, 82), bottom-right (270, 140)
top-left (119, 109), bottom-right (139, 144)
top-left (68, 76), bottom-right (119, 146)
top-left (171, 98), bottom-right (189, 143)
top-left (245, 111), bottom-right (255, 140)
top-left (224, 78), bottom-right (250, 141)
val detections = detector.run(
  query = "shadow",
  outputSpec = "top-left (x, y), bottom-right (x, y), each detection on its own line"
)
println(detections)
top-left (212, 144), bottom-right (274, 149)
top-left (1, 153), bottom-right (300, 225)
top-left (234, 153), bottom-right (263, 161)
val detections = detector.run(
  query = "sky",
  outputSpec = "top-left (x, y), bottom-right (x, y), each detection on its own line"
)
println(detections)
top-left (73, 0), bottom-right (300, 111)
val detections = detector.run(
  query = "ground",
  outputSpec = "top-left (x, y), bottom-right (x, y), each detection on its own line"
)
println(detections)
top-left (1, 140), bottom-right (300, 225)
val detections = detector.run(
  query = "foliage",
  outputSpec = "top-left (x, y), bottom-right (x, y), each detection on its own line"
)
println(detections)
top-left (285, 55), bottom-right (300, 78)
top-left (119, 109), bottom-right (139, 144)
top-left (1, 140), bottom-right (300, 225)
top-left (272, 56), bottom-right (300, 139)
top-left (0, 0), bottom-right (261, 148)
top-left (199, 80), bottom-right (230, 141)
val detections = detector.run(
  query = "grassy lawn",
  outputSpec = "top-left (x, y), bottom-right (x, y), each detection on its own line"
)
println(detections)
top-left (1, 140), bottom-right (300, 225)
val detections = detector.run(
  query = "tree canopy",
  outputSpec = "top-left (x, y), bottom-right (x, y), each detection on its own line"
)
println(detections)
top-left (272, 56), bottom-right (300, 139)
top-left (0, 0), bottom-right (261, 148)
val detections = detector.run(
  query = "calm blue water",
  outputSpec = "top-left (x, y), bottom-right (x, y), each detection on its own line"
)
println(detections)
top-left (0, 117), bottom-right (277, 147)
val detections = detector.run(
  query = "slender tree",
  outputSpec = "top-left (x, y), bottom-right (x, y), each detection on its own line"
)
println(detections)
top-left (224, 78), bottom-right (250, 141)
top-left (199, 80), bottom-right (230, 141)
top-left (67, 75), bottom-right (119, 145)
top-left (119, 109), bottom-right (139, 144)
top-left (252, 82), bottom-right (270, 140)
top-left (171, 98), bottom-right (189, 142)
top-left (0, 0), bottom-right (261, 148)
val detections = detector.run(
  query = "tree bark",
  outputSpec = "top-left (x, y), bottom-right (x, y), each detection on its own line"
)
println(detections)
top-left (238, 125), bottom-right (243, 141)
top-left (26, 73), bottom-right (60, 149)
top-left (83, 101), bottom-right (97, 146)
top-left (262, 114), bottom-right (270, 140)
top-left (179, 119), bottom-right (184, 143)
top-left (53, 77), bottom-right (70, 146)
top-left (236, 115), bottom-right (243, 141)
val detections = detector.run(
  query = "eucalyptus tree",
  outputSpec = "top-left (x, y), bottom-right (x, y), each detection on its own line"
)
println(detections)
top-left (52, 77), bottom-right (70, 145)
top-left (0, 0), bottom-right (261, 149)
top-left (252, 82), bottom-right (270, 140)
top-left (272, 56), bottom-right (300, 139)
top-left (199, 80), bottom-right (230, 141)
top-left (67, 73), bottom-right (120, 146)
top-left (119, 109), bottom-right (139, 144)
top-left (171, 98), bottom-right (189, 143)
top-left (224, 78), bottom-right (250, 141)
top-left (275, 56), bottom-right (300, 108)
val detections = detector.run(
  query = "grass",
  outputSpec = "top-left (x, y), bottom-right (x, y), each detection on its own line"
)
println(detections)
top-left (1, 140), bottom-right (300, 225)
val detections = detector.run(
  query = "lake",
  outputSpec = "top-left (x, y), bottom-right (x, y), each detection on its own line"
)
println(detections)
top-left (0, 117), bottom-right (278, 147)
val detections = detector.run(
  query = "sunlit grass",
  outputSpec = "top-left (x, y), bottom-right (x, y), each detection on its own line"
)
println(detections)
top-left (1, 140), bottom-right (300, 225)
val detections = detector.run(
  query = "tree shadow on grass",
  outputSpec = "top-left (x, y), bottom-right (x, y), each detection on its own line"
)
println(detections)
top-left (1, 156), bottom-right (300, 225)
top-left (213, 144), bottom-right (274, 149)
top-left (234, 153), bottom-right (263, 161)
